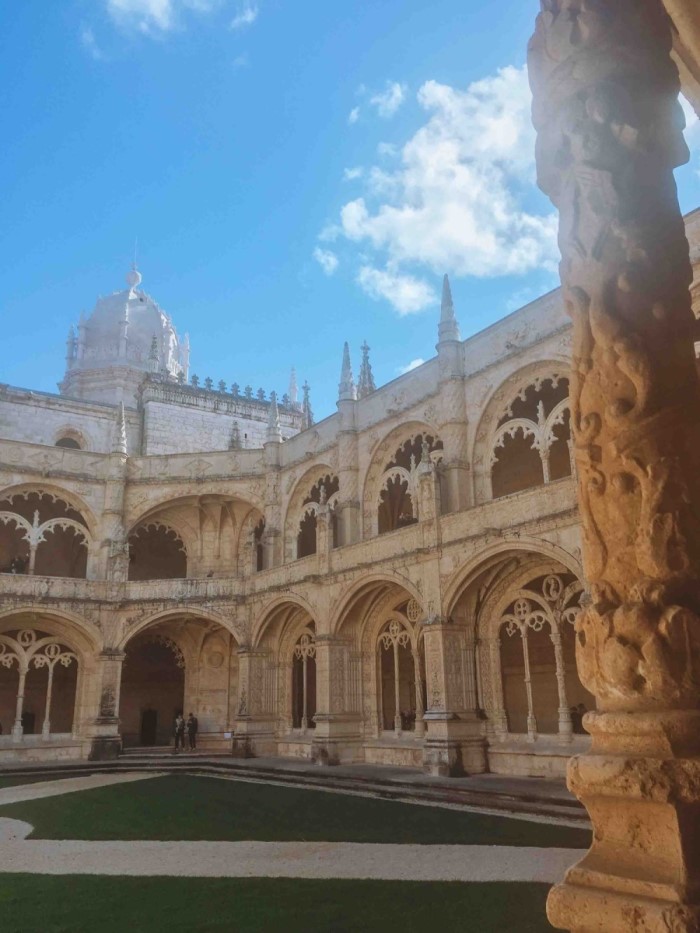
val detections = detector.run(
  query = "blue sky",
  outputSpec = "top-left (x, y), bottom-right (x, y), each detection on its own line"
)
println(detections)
top-left (3, 0), bottom-right (700, 420)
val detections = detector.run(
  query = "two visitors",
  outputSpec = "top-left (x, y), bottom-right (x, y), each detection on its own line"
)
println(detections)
top-left (173, 712), bottom-right (198, 753)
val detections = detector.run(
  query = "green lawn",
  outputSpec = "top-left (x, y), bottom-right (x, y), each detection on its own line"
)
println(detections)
top-left (0, 773), bottom-right (590, 847)
top-left (0, 774), bottom-right (76, 790)
top-left (0, 876), bottom-right (555, 933)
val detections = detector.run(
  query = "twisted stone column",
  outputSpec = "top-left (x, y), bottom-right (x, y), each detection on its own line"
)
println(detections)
top-left (529, 2), bottom-right (700, 930)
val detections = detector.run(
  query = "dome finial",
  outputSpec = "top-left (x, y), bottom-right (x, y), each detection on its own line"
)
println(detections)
top-left (126, 262), bottom-right (142, 289)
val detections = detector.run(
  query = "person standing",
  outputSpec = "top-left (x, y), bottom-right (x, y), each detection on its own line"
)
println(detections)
top-left (173, 713), bottom-right (185, 753)
top-left (186, 712), bottom-right (198, 751)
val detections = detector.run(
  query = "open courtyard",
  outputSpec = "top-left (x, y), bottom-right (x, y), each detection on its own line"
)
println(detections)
top-left (0, 769), bottom-right (589, 932)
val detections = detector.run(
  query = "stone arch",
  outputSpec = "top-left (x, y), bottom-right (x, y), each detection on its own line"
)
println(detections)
top-left (443, 537), bottom-right (583, 619)
top-left (253, 594), bottom-right (317, 649)
top-left (283, 464), bottom-right (337, 562)
top-left (0, 483), bottom-right (97, 539)
top-left (251, 598), bottom-right (317, 734)
top-left (119, 609), bottom-right (242, 748)
top-left (447, 547), bottom-right (591, 747)
top-left (330, 572), bottom-right (425, 636)
top-left (237, 505), bottom-right (266, 575)
top-left (118, 607), bottom-right (243, 651)
top-left (127, 493), bottom-right (262, 579)
top-left (53, 426), bottom-right (92, 451)
top-left (0, 609), bottom-right (99, 743)
top-left (362, 421), bottom-right (443, 539)
top-left (0, 486), bottom-right (93, 579)
top-left (127, 521), bottom-right (188, 581)
top-left (0, 608), bottom-right (101, 657)
top-left (332, 576), bottom-right (425, 739)
top-left (470, 361), bottom-right (571, 504)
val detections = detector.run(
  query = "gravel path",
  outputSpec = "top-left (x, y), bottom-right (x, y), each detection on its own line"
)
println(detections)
top-left (0, 772), bottom-right (162, 806)
top-left (0, 818), bottom-right (579, 882)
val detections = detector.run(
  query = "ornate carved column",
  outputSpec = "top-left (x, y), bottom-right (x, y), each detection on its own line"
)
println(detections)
top-left (87, 649), bottom-right (124, 760)
top-left (422, 620), bottom-right (487, 776)
top-left (549, 628), bottom-right (573, 741)
top-left (312, 635), bottom-right (360, 765)
top-left (232, 647), bottom-right (277, 758)
top-left (529, 3), bottom-right (700, 929)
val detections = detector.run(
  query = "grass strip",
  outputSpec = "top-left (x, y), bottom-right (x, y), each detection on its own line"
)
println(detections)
top-left (0, 773), bottom-right (590, 848)
top-left (0, 875), bottom-right (555, 933)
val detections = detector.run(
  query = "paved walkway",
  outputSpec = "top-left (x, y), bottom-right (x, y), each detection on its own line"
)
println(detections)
top-left (0, 772), bottom-right (161, 806)
top-left (0, 817), bottom-right (580, 883)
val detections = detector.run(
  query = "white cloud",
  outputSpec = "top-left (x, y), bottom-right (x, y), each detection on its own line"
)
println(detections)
top-left (343, 167), bottom-right (363, 181)
top-left (370, 82), bottom-right (406, 118)
top-left (348, 107), bottom-right (360, 125)
top-left (106, 0), bottom-right (219, 34)
top-left (357, 266), bottom-right (436, 315)
top-left (680, 94), bottom-right (700, 178)
top-left (230, 2), bottom-right (258, 30)
top-left (80, 25), bottom-right (105, 59)
top-left (232, 52), bottom-right (249, 68)
top-left (333, 65), bottom-right (558, 313)
top-left (397, 358), bottom-right (425, 374)
top-left (377, 142), bottom-right (398, 158)
top-left (313, 247), bottom-right (339, 276)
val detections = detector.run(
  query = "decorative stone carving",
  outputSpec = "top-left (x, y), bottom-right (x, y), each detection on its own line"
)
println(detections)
top-left (529, 1), bottom-right (700, 929)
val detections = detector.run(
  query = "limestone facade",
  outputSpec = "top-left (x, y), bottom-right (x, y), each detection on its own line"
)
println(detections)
top-left (0, 217), bottom-right (698, 776)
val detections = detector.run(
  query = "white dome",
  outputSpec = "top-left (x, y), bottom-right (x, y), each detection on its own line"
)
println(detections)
top-left (78, 269), bottom-right (184, 378)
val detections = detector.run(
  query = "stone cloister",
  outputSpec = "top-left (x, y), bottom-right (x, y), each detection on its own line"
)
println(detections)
top-left (1, 1), bottom-right (700, 928)
top-left (0, 263), bottom-right (614, 778)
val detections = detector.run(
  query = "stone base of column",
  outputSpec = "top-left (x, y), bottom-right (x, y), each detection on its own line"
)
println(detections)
top-left (422, 736), bottom-right (488, 777)
top-left (311, 714), bottom-right (362, 766)
top-left (231, 735), bottom-right (255, 758)
top-left (423, 739), bottom-right (464, 777)
top-left (311, 739), bottom-right (340, 766)
top-left (88, 736), bottom-right (121, 760)
top-left (231, 718), bottom-right (276, 758)
top-left (547, 711), bottom-right (700, 933)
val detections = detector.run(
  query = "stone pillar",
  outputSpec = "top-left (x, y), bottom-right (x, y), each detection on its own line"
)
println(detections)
top-left (422, 621), bottom-right (487, 776)
top-left (312, 635), bottom-right (361, 765)
top-left (529, 3), bottom-right (700, 930)
top-left (437, 380), bottom-right (470, 511)
top-left (231, 647), bottom-right (276, 758)
top-left (316, 504), bottom-right (331, 576)
top-left (100, 452), bottom-right (129, 582)
top-left (87, 649), bottom-right (124, 760)
top-left (336, 396), bottom-right (360, 547)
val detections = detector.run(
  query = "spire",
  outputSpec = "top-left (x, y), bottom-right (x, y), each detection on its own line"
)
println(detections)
top-left (113, 403), bottom-right (127, 455)
top-left (65, 325), bottom-right (76, 365)
top-left (438, 273), bottom-right (460, 343)
top-left (289, 367), bottom-right (299, 406)
top-left (266, 391), bottom-right (283, 443)
top-left (302, 381), bottom-right (314, 429)
top-left (338, 342), bottom-right (356, 401)
top-left (357, 340), bottom-right (376, 399)
top-left (148, 335), bottom-right (159, 373)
